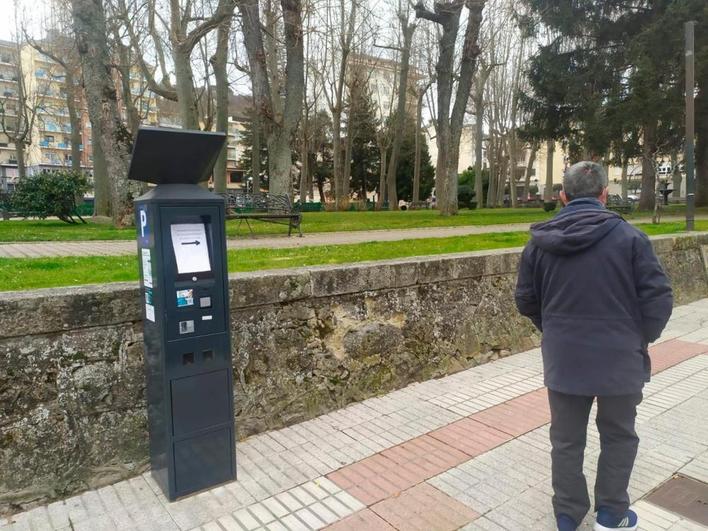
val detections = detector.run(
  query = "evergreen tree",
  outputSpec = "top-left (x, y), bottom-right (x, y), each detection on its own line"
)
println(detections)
top-left (394, 113), bottom-right (435, 202)
top-left (347, 83), bottom-right (380, 200)
top-left (238, 109), bottom-right (269, 191)
top-left (520, 0), bottom-right (702, 210)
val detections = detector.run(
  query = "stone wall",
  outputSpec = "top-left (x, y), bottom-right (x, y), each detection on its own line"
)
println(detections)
top-left (1, 233), bottom-right (707, 513)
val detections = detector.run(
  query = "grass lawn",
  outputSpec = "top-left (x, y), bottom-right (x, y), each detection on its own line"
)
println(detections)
top-left (4, 206), bottom-right (703, 242)
top-left (2, 221), bottom-right (707, 291)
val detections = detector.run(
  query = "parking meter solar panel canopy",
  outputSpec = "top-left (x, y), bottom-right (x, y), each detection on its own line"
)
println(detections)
top-left (128, 126), bottom-right (226, 185)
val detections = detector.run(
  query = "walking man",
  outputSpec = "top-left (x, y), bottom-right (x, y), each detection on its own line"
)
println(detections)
top-left (515, 161), bottom-right (673, 531)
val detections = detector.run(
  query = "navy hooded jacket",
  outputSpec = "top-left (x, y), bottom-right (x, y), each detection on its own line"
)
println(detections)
top-left (515, 198), bottom-right (673, 396)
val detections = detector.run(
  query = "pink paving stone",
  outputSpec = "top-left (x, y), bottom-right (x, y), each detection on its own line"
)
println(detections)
top-left (324, 509), bottom-right (397, 531)
top-left (649, 339), bottom-right (708, 374)
top-left (428, 417), bottom-right (513, 457)
top-left (370, 483), bottom-right (480, 531)
top-left (327, 434), bottom-right (468, 506)
top-left (470, 390), bottom-right (551, 437)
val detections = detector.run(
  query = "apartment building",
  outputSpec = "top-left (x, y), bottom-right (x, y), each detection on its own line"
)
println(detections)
top-left (0, 40), bottom-right (19, 190)
top-left (0, 38), bottom-right (163, 191)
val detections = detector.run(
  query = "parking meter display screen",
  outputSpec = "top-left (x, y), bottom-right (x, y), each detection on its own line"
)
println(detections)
top-left (170, 223), bottom-right (211, 274)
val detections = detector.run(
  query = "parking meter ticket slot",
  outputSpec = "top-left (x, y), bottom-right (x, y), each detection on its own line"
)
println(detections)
top-left (170, 223), bottom-right (211, 274)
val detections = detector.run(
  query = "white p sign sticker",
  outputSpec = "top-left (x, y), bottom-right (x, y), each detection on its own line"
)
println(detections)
top-left (140, 209), bottom-right (148, 239)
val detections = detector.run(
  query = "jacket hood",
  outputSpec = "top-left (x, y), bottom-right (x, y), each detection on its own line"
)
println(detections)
top-left (530, 201), bottom-right (623, 255)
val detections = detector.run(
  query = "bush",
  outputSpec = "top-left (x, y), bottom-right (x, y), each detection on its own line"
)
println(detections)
top-left (11, 170), bottom-right (90, 224)
top-left (457, 184), bottom-right (475, 209)
top-left (543, 201), bottom-right (558, 212)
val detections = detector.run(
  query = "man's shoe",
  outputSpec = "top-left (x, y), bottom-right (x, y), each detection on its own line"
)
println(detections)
top-left (557, 513), bottom-right (577, 531)
top-left (594, 507), bottom-right (638, 530)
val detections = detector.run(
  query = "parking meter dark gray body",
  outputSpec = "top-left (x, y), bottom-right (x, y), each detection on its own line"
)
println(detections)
top-left (131, 127), bottom-right (235, 501)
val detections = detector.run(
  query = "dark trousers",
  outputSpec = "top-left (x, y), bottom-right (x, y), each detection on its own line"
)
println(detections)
top-left (548, 389), bottom-right (642, 524)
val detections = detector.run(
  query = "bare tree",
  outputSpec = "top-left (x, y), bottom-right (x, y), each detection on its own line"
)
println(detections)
top-left (237, 0), bottom-right (304, 197)
top-left (71, 0), bottom-right (133, 226)
top-left (211, 16), bottom-right (232, 193)
top-left (319, 0), bottom-right (359, 210)
top-left (412, 79), bottom-right (432, 203)
top-left (382, 13), bottom-right (416, 211)
top-left (118, 0), bottom-right (234, 129)
top-left (414, 0), bottom-right (486, 216)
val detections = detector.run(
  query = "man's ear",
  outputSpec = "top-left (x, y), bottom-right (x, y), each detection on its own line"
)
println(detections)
top-left (560, 190), bottom-right (569, 206)
top-left (599, 187), bottom-right (609, 205)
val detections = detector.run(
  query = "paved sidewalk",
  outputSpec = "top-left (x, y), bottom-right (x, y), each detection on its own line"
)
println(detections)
top-left (1, 215), bottom-right (705, 258)
top-left (3, 299), bottom-right (708, 530)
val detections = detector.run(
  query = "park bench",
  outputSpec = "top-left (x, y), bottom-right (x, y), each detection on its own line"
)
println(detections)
top-left (223, 190), bottom-right (303, 237)
top-left (606, 195), bottom-right (634, 215)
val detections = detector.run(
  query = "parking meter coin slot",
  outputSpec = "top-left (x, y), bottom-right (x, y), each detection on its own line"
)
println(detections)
top-left (178, 320), bottom-right (195, 335)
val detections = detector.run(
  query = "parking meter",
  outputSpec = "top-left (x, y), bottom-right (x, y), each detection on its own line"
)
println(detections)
top-left (129, 126), bottom-right (236, 500)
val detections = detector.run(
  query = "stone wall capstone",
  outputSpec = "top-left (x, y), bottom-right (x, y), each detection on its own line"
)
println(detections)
top-left (1, 233), bottom-right (707, 514)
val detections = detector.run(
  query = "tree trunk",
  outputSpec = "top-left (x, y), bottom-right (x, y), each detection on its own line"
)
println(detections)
top-left (14, 142), bottom-right (25, 179)
top-left (316, 170), bottom-right (325, 203)
top-left (299, 123), bottom-right (308, 201)
top-left (413, 89), bottom-right (425, 204)
top-left (385, 20), bottom-right (416, 211)
top-left (72, 0), bottom-right (132, 227)
top-left (522, 144), bottom-right (537, 200)
top-left (212, 18), bottom-right (231, 193)
top-left (378, 146), bottom-right (388, 208)
top-left (343, 114), bottom-right (353, 207)
top-left (332, 109), bottom-right (344, 207)
top-left (64, 70), bottom-right (82, 173)
top-left (486, 139), bottom-right (496, 207)
top-left (621, 159), bottom-right (629, 201)
top-left (639, 121), bottom-right (657, 211)
top-left (544, 140), bottom-right (554, 202)
top-left (497, 149), bottom-right (506, 205)
top-left (267, 133), bottom-right (292, 196)
top-left (173, 46), bottom-right (200, 129)
top-left (508, 134), bottom-right (518, 207)
top-left (92, 128), bottom-right (110, 216)
top-left (251, 99), bottom-right (262, 194)
top-left (474, 91), bottom-right (484, 209)
top-left (671, 152), bottom-right (681, 200)
top-left (114, 38), bottom-right (141, 136)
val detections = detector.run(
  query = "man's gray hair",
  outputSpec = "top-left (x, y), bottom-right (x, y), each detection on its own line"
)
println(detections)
top-left (563, 161), bottom-right (608, 199)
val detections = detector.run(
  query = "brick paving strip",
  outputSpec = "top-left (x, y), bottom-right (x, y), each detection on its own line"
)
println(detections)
top-left (3, 300), bottom-right (708, 530)
top-left (1, 215), bottom-right (705, 258)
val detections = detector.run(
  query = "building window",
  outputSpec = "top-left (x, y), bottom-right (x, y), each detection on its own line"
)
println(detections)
top-left (229, 170), bottom-right (244, 184)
